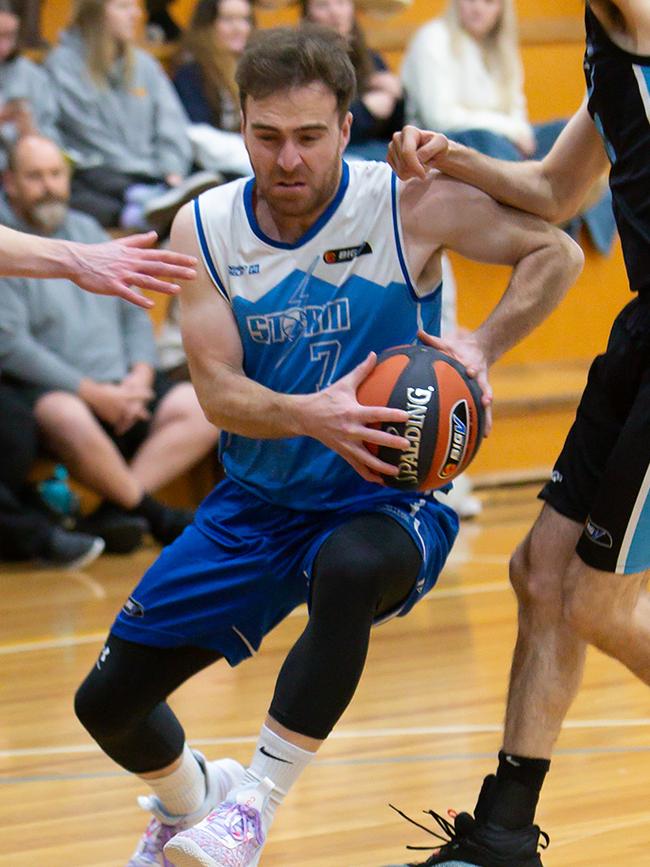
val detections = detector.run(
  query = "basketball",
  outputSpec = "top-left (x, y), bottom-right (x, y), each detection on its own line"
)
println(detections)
top-left (357, 344), bottom-right (486, 490)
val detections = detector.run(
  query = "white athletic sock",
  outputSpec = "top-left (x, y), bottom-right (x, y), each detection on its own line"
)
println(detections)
top-left (143, 742), bottom-right (206, 817)
top-left (233, 724), bottom-right (316, 826)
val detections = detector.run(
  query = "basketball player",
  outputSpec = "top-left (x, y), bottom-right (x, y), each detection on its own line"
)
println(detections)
top-left (0, 224), bottom-right (196, 307)
top-left (72, 25), bottom-right (582, 867)
top-left (384, 2), bottom-right (650, 865)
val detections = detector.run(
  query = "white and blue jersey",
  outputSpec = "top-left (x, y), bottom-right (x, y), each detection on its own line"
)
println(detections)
top-left (111, 161), bottom-right (459, 661)
top-left (193, 159), bottom-right (442, 511)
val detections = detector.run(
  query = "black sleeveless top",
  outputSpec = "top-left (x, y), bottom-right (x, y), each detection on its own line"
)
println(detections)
top-left (585, 4), bottom-right (650, 297)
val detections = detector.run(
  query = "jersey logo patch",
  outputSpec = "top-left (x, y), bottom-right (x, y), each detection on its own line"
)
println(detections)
top-left (323, 242), bottom-right (372, 264)
top-left (122, 595), bottom-right (145, 617)
top-left (228, 263), bottom-right (260, 276)
top-left (584, 517), bottom-right (613, 549)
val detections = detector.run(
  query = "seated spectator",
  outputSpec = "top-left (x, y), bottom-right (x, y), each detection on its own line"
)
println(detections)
top-left (401, 0), bottom-right (615, 251)
top-left (0, 0), bottom-right (58, 169)
top-left (0, 135), bottom-right (220, 553)
top-left (0, 382), bottom-right (105, 567)
top-left (401, 0), bottom-right (560, 161)
top-left (173, 0), bottom-right (253, 177)
top-left (301, 0), bottom-right (404, 161)
top-left (44, 0), bottom-right (219, 230)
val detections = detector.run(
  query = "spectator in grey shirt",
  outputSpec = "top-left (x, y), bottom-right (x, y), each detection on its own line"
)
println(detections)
top-left (0, 0), bottom-right (58, 168)
top-left (45, 0), bottom-right (216, 229)
top-left (0, 135), bottom-right (219, 553)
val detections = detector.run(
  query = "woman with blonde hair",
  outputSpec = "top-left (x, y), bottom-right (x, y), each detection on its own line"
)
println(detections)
top-left (45, 0), bottom-right (215, 228)
top-left (402, 0), bottom-right (561, 160)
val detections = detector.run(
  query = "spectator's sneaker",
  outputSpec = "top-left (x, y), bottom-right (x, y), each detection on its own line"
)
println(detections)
top-left (79, 502), bottom-right (147, 554)
top-left (39, 526), bottom-right (104, 569)
top-left (385, 776), bottom-right (549, 867)
top-left (146, 505), bottom-right (194, 547)
top-left (143, 171), bottom-right (223, 235)
top-left (128, 754), bottom-right (245, 867)
top-left (163, 777), bottom-right (274, 867)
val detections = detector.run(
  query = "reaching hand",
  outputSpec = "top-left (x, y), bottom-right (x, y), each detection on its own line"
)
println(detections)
top-left (301, 352), bottom-right (410, 484)
top-left (417, 328), bottom-right (494, 435)
top-left (388, 125), bottom-right (450, 181)
top-left (66, 232), bottom-right (197, 308)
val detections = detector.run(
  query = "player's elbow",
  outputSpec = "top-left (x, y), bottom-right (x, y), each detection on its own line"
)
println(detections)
top-left (548, 229), bottom-right (584, 287)
top-left (560, 232), bottom-right (585, 280)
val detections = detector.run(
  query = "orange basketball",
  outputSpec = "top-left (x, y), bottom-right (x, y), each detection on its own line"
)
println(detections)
top-left (357, 344), bottom-right (486, 490)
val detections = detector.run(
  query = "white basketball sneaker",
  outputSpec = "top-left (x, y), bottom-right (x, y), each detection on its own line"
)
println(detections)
top-left (163, 776), bottom-right (274, 867)
top-left (127, 753), bottom-right (245, 866)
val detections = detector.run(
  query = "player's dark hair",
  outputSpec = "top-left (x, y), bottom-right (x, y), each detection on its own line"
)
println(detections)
top-left (236, 25), bottom-right (356, 122)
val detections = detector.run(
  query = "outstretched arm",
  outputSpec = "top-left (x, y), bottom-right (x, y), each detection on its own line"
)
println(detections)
top-left (389, 102), bottom-right (609, 223)
top-left (171, 203), bottom-right (410, 484)
top-left (0, 226), bottom-right (197, 308)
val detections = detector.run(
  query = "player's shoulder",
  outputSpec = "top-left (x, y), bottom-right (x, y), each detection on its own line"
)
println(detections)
top-left (346, 158), bottom-right (394, 193)
top-left (195, 176), bottom-right (248, 214)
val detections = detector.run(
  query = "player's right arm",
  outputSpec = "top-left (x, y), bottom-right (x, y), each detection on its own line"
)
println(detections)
top-left (389, 101), bottom-right (609, 223)
top-left (171, 203), bottom-right (409, 484)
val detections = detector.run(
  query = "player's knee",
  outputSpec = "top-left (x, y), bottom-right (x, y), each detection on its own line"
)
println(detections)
top-left (74, 671), bottom-right (133, 741)
top-left (509, 538), bottom-right (563, 614)
top-left (313, 539), bottom-right (385, 612)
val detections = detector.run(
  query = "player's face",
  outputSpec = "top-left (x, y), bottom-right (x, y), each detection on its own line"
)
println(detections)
top-left (305, 0), bottom-right (355, 39)
top-left (104, 0), bottom-right (141, 43)
top-left (458, 0), bottom-right (502, 41)
top-left (243, 83), bottom-right (351, 220)
top-left (214, 0), bottom-right (252, 56)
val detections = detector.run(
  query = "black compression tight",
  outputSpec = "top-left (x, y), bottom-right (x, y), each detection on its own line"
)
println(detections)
top-left (74, 637), bottom-right (221, 773)
top-left (269, 513), bottom-right (422, 740)
top-left (75, 513), bottom-right (421, 770)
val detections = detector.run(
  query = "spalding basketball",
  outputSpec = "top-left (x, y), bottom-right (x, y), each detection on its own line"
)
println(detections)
top-left (357, 344), bottom-right (485, 491)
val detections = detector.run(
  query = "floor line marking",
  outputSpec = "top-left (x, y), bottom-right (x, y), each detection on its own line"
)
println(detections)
top-left (3, 718), bottom-right (650, 759)
top-left (0, 580), bottom-right (513, 656)
top-left (4, 744), bottom-right (650, 785)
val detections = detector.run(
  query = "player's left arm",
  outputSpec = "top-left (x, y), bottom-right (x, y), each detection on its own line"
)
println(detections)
top-left (400, 174), bottom-right (584, 412)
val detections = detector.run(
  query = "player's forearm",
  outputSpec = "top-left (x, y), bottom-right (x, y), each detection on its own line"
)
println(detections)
top-left (439, 141), bottom-right (560, 222)
top-left (475, 232), bottom-right (584, 365)
top-left (193, 361), bottom-right (311, 440)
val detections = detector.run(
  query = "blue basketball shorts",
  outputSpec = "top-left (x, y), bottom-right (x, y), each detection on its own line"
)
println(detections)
top-left (111, 478), bottom-right (459, 665)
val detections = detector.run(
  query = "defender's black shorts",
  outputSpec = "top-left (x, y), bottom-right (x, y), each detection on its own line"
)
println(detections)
top-left (539, 295), bottom-right (650, 574)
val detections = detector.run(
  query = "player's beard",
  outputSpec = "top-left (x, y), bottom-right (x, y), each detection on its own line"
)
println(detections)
top-left (264, 157), bottom-right (342, 221)
top-left (29, 198), bottom-right (68, 234)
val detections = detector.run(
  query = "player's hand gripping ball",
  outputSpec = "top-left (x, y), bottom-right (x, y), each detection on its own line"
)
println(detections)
top-left (357, 344), bottom-right (486, 490)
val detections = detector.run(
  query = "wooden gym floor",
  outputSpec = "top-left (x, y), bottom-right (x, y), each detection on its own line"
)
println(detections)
top-left (1, 485), bottom-right (649, 866)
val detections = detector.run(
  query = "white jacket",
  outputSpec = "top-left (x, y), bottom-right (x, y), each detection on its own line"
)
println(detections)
top-left (401, 18), bottom-right (532, 143)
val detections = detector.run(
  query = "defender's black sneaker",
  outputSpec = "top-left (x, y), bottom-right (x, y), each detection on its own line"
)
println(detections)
top-left (385, 775), bottom-right (549, 867)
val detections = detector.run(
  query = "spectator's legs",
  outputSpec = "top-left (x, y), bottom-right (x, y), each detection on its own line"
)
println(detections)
top-left (33, 391), bottom-right (143, 508)
top-left (71, 168), bottom-right (160, 227)
top-left (0, 481), bottom-right (50, 559)
top-left (447, 128), bottom-right (522, 161)
top-left (129, 383), bottom-right (218, 493)
top-left (0, 383), bottom-right (39, 490)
